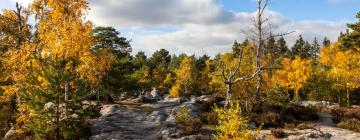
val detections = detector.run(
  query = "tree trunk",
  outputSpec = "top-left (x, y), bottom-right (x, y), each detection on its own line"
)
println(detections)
top-left (64, 81), bottom-right (69, 101)
top-left (346, 86), bottom-right (350, 107)
top-left (56, 91), bottom-right (60, 140)
top-left (225, 82), bottom-right (232, 107)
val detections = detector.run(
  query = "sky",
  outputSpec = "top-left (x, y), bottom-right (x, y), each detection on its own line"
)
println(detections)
top-left (1, 0), bottom-right (359, 56)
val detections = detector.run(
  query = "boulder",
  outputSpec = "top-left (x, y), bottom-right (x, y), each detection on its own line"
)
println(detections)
top-left (3, 126), bottom-right (16, 140)
top-left (99, 104), bottom-right (121, 116)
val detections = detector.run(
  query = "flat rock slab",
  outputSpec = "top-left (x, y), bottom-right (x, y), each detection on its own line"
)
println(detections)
top-left (90, 105), bottom-right (162, 140)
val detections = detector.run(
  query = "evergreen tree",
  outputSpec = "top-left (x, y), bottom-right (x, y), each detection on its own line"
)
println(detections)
top-left (339, 11), bottom-right (360, 50)
top-left (310, 37), bottom-right (320, 63)
top-left (291, 35), bottom-right (311, 59)
top-left (277, 36), bottom-right (289, 57)
top-left (93, 26), bottom-right (132, 58)
top-left (323, 36), bottom-right (331, 47)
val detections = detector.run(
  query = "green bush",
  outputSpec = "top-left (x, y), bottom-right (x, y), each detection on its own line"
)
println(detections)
top-left (175, 107), bottom-right (202, 134)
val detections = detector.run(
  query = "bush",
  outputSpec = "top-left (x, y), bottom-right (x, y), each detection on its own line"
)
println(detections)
top-left (281, 104), bottom-right (318, 122)
top-left (337, 119), bottom-right (360, 132)
top-left (296, 123), bottom-right (316, 130)
top-left (271, 128), bottom-right (287, 138)
top-left (170, 84), bottom-right (180, 97)
top-left (253, 111), bottom-right (282, 128)
top-left (200, 111), bottom-right (218, 125)
top-left (214, 103), bottom-right (257, 140)
top-left (175, 107), bottom-right (202, 134)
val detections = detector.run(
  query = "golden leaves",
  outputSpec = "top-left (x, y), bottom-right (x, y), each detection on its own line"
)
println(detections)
top-left (274, 57), bottom-right (312, 93)
top-left (319, 43), bottom-right (360, 89)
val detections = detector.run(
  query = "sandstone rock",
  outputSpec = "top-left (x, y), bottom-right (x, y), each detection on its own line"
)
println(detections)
top-left (3, 126), bottom-right (16, 140)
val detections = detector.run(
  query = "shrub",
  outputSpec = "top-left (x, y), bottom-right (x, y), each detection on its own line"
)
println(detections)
top-left (281, 104), bottom-right (318, 122)
top-left (170, 84), bottom-right (180, 97)
top-left (253, 111), bottom-right (281, 128)
top-left (337, 119), bottom-right (360, 132)
top-left (175, 107), bottom-right (202, 134)
top-left (214, 103), bottom-right (257, 140)
top-left (200, 111), bottom-right (218, 125)
top-left (296, 123), bottom-right (316, 130)
top-left (271, 128), bottom-right (287, 138)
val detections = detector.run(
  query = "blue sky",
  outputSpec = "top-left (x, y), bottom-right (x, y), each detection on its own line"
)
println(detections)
top-left (222, 0), bottom-right (359, 21)
top-left (1, 0), bottom-right (359, 56)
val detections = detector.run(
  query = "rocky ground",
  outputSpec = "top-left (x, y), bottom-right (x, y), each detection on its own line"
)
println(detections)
top-left (89, 96), bottom-right (360, 140)
top-left (89, 95), bottom-right (214, 140)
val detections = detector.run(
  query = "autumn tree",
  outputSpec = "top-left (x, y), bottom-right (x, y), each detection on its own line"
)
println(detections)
top-left (149, 49), bottom-right (171, 88)
top-left (1, 0), bottom-right (115, 139)
top-left (171, 56), bottom-right (197, 96)
top-left (319, 43), bottom-right (360, 106)
top-left (212, 41), bottom-right (257, 106)
top-left (274, 57), bottom-right (312, 101)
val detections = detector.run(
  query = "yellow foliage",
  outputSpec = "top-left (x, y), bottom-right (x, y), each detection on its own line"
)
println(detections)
top-left (170, 84), bottom-right (180, 97)
top-left (274, 57), bottom-right (312, 101)
top-left (174, 56), bottom-right (197, 95)
top-left (319, 43), bottom-right (360, 89)
top-left (214, 103), bottom-right (256, 140)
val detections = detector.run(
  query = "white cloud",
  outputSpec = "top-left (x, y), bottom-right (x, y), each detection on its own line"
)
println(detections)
top-left (86, 0), bottom-right (346, 57)
top-left (5, 0), bottom-right (347, 57)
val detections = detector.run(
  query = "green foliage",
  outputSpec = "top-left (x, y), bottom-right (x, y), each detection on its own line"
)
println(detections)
top-left (93, 26), bottom-right (132, 58)
top-left (175, 107), bottom-right (202, 134)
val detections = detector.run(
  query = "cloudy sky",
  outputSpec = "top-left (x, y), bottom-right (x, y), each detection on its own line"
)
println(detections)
top-left (1, 0), bottom-right (359, 56)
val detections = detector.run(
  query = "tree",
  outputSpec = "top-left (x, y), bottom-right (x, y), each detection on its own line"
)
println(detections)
top-left (149, 49), bottom-right (171, 88)
top-left (133, 51), bottom-right (147, 69)
top-left (274, 57), bottom-right (312, 101)
top-left (310, 37), bottom-right (320, 63)
top-left (93, 26), bottom-right (132, 58)
top-left (319, 43), bottom-right (360, 106)
top-left (6, 0), bottom-right (115, 138)
top-left (323, 37), bottom-right (331, 47)
top-left (214, 42), bottom-right (257, 106)
top-left (291, 35), bottom-right (312, 59)
top-left (276, 36), bottom-right (290, 58)
top-left (172, 56), bottom-right (197, 96)
top-left (339, 11), bottom-right (360, 50)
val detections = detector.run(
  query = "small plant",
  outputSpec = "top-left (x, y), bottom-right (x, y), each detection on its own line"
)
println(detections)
top-left (337, 119), bottom-right (360, 132)
top-left (200, 111), bottom-right (218, 125)
top-left (175, 107), bottom-right (201, 134)
top-left (169, 84), bottom-right (180, 97)
top-left (213, 103), bottom-right (257, 140)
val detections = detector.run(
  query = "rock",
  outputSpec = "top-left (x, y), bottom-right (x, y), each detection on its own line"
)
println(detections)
top-left (150, 87), bottom-right (161, 98)
top-left (70, 114), bottom-right (80, 119)
top-left (159, 127), bottom-right (183, 139)
top-left (3, 126), bottom-right (16, 140)
top-left (44, 102), bottom-right (55, 110)
top-left (99, 104), bottom-right (121, 116)
top-left (146, 111), bottom-right (166, 122)
top-left (196, 95), bottom-right (212, 103)
top-left (248, 122), bottom-right (257, 130)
